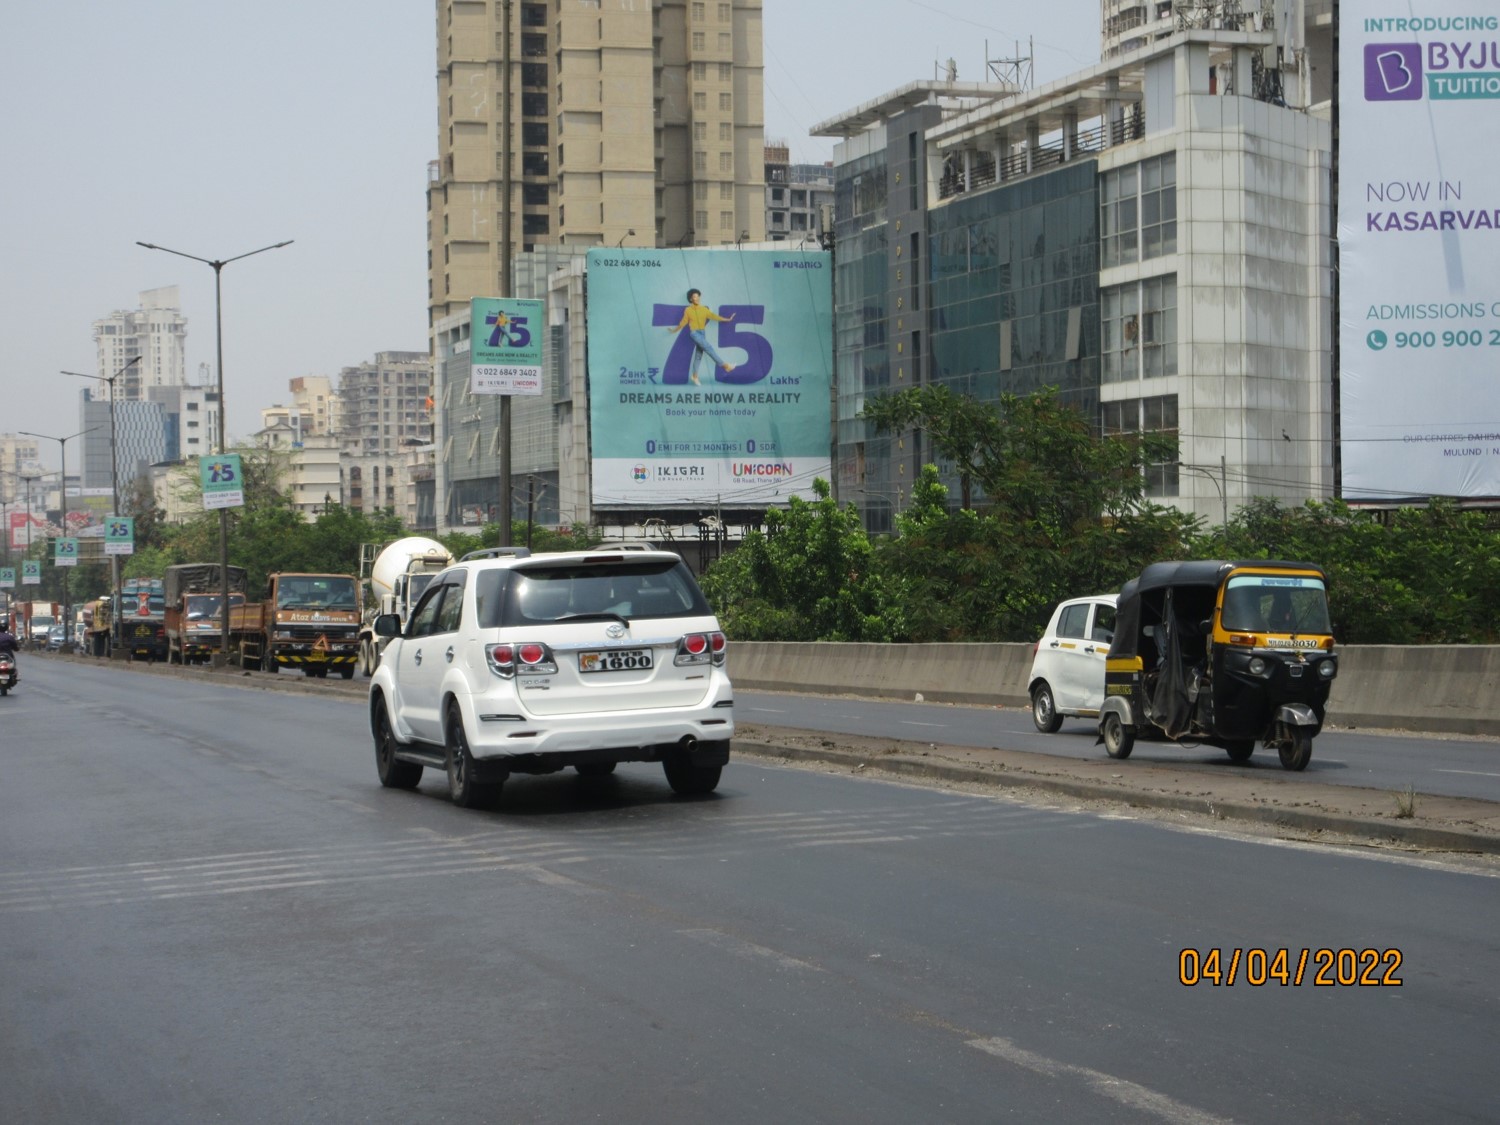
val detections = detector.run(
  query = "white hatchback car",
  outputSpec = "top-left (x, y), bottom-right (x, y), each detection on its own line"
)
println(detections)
top-left (1026, 594), bottom-right (1118, 733)
top-left (368, 547), bottom-right (733, 806)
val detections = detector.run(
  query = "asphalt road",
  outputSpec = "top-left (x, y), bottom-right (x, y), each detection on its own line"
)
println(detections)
top-left (3, 659), bottom-right (1498, 1123)
top-left (737, 690), bottom-right (1500, 803)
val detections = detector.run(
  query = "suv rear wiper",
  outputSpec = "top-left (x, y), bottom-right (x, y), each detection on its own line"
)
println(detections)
top-left (552, 612), bottom-right (631, 627)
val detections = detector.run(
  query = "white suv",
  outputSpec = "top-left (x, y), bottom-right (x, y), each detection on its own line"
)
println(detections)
top-left (1026, 594), bottom-right (1117, 733)
top-left (368, 547), bottom-right (733, 806)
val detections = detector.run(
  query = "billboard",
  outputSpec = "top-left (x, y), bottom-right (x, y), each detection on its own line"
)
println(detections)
top-left (586, 247), bottom-right (832, 508)
top-left (470, 297), bottom-right (544, 395)
top-left (1338, 4), bottom-right (1500, 499)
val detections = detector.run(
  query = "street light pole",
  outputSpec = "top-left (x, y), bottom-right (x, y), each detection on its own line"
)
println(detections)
top-left (1179, 456), bottom-right (1229, 539)
top-left (19, 428), bottom-right (98, 650)
top-left (137, 239), bottom-right (293, 667)
top-left (62, 354), bottom-right (140, 655)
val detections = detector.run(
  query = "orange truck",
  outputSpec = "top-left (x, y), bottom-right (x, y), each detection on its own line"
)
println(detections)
top-left (228, 572), bottom-right (362, 678)
top-left (164, 564), bottom-right (248, 665)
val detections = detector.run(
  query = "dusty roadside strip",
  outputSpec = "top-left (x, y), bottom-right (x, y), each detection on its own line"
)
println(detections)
top-left (732, 723), bottom-right (1500, 859)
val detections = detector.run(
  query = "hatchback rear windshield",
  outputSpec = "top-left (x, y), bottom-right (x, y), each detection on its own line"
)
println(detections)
top-left (474, 560), bottom-right (711, 628)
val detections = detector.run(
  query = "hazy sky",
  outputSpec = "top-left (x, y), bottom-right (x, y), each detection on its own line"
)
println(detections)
top-left (1, 0), bottom-right (1099, 469)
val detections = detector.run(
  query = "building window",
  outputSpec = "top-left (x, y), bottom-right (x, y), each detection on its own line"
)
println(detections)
top-left (693, 61), bottom-right (706, 80)
top-left (718, 2), bottom-right (731, 20)
top-left (694, 90), bottom-right (706, 110)
top-left (720, 210), bottom-right (733, 229)
top-left (692, 31), bottom-right (705, 49)
top-left (718, 121), bottom-right (732, 141)
top-left (694, 150), bottom-right (707, 172)
top-left (719, 181), bottom-right (733, 200)
top-left (1101, 394), bottom-right (1179, 496)
top-left (719, 91), bottom-right (731, 111)
top-left (523, 122), bottom-right (548, 146)
top-left (1102, 275), bottom-right (1177, 382)
top-left (718, 62), bottom-right (732, 81)
top-left (693, 121), bottom-right (707, 141)
top-left (695, 209), bottom-right (709, 231)
top-left (691, 1), bottom-right (705, 20)
top-left (719, 151), bottom-right (732, 172)
top-left (1101, 152), bottom-right (1176, 268)
top-left (523, 213), bottom-right (549, 235)
top-left (694, 181), bottom-right (708, 200)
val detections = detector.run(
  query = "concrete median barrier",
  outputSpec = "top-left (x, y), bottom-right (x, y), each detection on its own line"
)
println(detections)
top-left (729, 641), bottom-right (1500, 738)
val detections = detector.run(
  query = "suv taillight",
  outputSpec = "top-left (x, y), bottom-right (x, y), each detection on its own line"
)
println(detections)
top-left (486, 641), bottom-right (557, 678)
top-left (675, 631), bottom-right (727, 667)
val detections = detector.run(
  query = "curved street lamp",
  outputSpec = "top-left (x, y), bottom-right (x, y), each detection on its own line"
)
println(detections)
top-left (1178, 456), bottom-right (1228, 537)
top-left (19, 427), bottom-right (99, 649)
top-left (62, 354), bottom-right (141, 654)
top-left (137, 239), bottom-right (293, 666)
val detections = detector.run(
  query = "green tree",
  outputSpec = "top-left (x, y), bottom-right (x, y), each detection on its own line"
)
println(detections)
top-left (700, 480), bottom-right (903, 641)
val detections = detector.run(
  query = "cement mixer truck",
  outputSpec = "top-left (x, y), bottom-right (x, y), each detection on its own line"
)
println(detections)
top-left (356, 536), bottom-right (453, 676)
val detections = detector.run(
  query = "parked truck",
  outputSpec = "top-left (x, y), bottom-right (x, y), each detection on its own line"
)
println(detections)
top-left (164, 564), bottom-right (249, 665)
top-left (229, 572), bottom-right (362, 678)
top-left (17, 601), bottom-right (61, 649)
top-left (356, 537), bottom-right (453, 676)
top-left (84, 596), bottom-right (113, 657)
top-left (119, 579), bottom-right (168, 661)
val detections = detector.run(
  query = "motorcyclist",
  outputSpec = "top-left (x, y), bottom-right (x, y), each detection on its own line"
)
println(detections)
top-left (0, 623), bottom-right (18, 659)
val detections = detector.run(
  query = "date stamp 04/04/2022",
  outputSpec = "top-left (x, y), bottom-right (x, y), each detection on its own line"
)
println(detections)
top-left (1179, 948), bottom-right (1403, 987)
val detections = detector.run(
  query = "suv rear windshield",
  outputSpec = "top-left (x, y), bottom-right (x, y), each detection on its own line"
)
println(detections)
top-left (474, 560), bottom-right (711, 628)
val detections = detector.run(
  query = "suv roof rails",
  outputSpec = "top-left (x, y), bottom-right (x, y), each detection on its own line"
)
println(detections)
top-left (590, 543), bottom-right (656, 551)
top-left (458, 547), bottom-right (533, 562)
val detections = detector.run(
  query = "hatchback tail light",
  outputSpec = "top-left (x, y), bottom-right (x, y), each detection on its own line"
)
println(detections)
top-left (486, 641), bottom-right (557, 678)
top-left (675, 631), bottom-right (727, 667)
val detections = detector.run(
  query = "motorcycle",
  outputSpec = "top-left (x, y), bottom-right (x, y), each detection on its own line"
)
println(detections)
top-left (1098, 559), bottom-right (1338, 771)
top-left (0, 651), bottom-right (17, 696)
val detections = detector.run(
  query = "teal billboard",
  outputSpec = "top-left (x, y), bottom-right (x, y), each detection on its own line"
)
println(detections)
top-left (585, 247), bottom-right (832, 508)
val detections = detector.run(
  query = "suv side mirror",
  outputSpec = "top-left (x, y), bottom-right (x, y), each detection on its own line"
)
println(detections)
top-left (374, 614), bottom-right (402, 638)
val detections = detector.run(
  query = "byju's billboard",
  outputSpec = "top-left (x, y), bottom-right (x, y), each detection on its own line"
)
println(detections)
top-left (585, 247), bottom-right (832, 508)
top-left (1339, 4), bottom-right (1500, 499)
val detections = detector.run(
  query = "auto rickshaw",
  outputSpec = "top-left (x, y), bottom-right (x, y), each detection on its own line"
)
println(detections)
top-left (1097, 560), bottom-right (1338, 770)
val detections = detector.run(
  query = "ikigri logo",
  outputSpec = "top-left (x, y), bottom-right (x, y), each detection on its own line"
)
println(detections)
top-left (1366, 43), bottom-right (1423, 100)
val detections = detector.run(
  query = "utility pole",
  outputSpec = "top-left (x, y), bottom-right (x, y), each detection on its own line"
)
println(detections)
top-left (498, 0), bottom-right (514, 548)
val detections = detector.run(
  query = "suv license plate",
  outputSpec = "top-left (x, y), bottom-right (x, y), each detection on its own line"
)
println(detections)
top-left (579, 649), bottom-right (653, 673)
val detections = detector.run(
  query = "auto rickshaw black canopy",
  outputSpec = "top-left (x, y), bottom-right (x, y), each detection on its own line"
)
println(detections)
top-left (1112, 559), bottom-right (1328, 660)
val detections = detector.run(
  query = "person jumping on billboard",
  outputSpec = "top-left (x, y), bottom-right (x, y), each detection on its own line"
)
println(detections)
top-left (667, 288), bottom-right (736, 384)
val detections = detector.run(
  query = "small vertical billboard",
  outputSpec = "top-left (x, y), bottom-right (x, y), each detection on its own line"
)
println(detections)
top-left (105, 516), bottom-right (135, 556)
top-left (22, 560), bottom-right (41, 585)
top-left (470, 297), bottom-right (545, 395)
top-left (0, 567), bottom-right (14, 589)
top-left (54, 538), bottom-right (79, 567)
top-left (585, 247), bottom-right (833, 507)
top-left (201, 454), bottom-right (245, 510)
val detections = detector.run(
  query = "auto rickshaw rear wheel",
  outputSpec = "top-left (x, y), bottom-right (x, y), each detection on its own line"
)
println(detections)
top-left (1102, 712), bottom-right (1134, 759)
top-left (1224, 740), bottom-right (1255, 763)
top-left (1278, 728), bottom-right (1313, 771)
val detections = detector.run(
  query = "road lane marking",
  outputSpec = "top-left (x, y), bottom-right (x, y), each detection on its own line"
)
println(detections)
top-left (967, 1036), bottom-right (1235, 1125)
top-left (677, 928), bottom-right (823, 972)
top-left (901, 721), bottom-right (948, 728)
top-left (1436, 769), bottom-right (1500, 778)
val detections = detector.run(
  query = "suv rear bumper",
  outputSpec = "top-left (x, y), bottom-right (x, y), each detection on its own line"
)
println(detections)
top-left (462, 689), bottom-right (734, 760)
